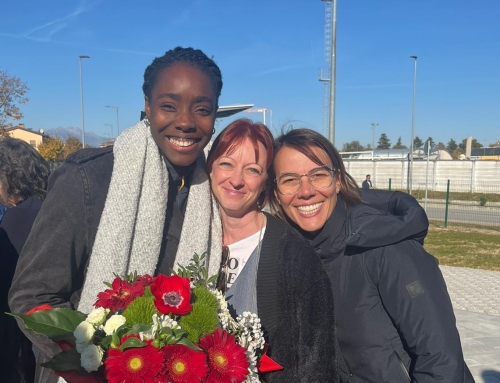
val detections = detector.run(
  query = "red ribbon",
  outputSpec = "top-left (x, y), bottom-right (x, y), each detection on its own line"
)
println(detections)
top-left (257, 343), bottom-right (284, 373)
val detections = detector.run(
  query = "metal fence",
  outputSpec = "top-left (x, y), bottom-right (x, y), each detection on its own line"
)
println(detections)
top-left (389, 180), bottom-right (500, 228)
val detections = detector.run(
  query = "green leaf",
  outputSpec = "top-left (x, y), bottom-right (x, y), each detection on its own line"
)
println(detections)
top-left (207, 275), bottom-right (218, 284)
top-left (129, 323), bottom-right (151, 334)
top-left (119, 337), bottom-right (147, 351)
top-left (40, 348), bottom-right (86, 373)
top-left (103, 282), bottom-right (112, 288)
top-left (177, 337), bottom-right (202, 351)
top-left (9, 309), bottom-right (86, 341)
top-left (99, 335), bottom-right (112, 350)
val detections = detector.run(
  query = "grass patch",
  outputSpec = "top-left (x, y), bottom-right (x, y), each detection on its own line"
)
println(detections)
top-left (424, 222), bottom-right (500, 271)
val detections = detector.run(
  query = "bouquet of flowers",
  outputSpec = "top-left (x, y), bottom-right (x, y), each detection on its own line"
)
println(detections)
top-left (10, 253), bottom-right (280, 383)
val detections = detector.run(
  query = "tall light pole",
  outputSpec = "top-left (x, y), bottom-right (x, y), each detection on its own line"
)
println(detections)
top-left (104, 124), bottom-right (113, 140)
top-left (321, 0), bottom-right (337, 145)
top-left (409, 55), bottom-right (417, 195)
top-left (105, 106), bottom-right (120, 136)
top-left (370, 123), bottom-right (378, 149)
top-left (246, 108), bottom-right (270, 126)
top-left (79, 55), bottom-right (90, 147)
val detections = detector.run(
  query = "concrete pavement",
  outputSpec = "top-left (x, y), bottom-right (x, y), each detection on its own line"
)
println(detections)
top-left (440, 265), bottom-right (500, 382)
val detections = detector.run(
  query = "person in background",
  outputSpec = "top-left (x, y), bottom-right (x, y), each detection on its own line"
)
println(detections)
top-left (0, 137), bottom-right (51, 383)
top-left (9, 46), bottom-right (223, 383)
top-left (362, 174), bottom-right (373, 189)
top-left (270, 128), bottom-right (474, 383)
top-left (206, 119), bottom-right (338, 382)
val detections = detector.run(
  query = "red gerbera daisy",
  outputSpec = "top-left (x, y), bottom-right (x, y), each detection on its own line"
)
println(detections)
top-left (94, 277), bottom-right (144, 311)
top-left (150, 275), bottom-right (192, 315)
top-left (199, 328), bottom-right (250, 383)
top-left (105, 340), bottom-right (165, 383)
top-left (163, 344), bottom-right (209, 383)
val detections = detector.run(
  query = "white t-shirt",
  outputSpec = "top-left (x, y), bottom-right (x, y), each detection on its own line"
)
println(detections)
top-left (225, 226), bottom-right (267, 290)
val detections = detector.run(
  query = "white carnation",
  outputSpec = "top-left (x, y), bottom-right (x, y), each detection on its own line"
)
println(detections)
top-left (85, 307), bottom-right (109, 326)
top-left (80, 344), bottom-right (103, 372)
top-left (103, 314), bottom-right (126, 335)
top-left (74, 321), bottom-right (95, 344)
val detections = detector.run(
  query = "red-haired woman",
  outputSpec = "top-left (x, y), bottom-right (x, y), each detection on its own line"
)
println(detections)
top-left (207, 119), bottom-right (338, 383)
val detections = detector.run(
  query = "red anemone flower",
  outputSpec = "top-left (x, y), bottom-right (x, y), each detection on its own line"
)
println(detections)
top-left (163, 344), bottom-right (209, 383)
top-left (199, 328), bottom-right (250, 383)
top-left (105, 337), bottom-right (165, 383)
top-left (94, 277), bottom-right (144, 311)
top-left (150, 275), bottom-right (192, 315)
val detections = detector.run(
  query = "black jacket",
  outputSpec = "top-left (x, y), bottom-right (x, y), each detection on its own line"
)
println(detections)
top-left (257, 213), bottom-right (339, 383)
top-left (310, 190), bottom-right (473, 383)
top-left (0, 196), bottom-right (41, 383)
top-left (8, 147), bottom-right (191, 383)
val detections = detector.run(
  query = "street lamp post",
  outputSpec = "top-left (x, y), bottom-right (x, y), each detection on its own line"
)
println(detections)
top-left (246, 108), bottom-right (270, 126)
top-left (409, 55), bottom-right (418, 195)
top-left (79, 55), bottom-right (90, 147)
top-left (370, 123), bottom-right (378, 159)
top-left (105, 106), bottom-right (120, 136)
top-left (321, 0), bottom-right (337, 145)
top-left (105, 124), bottom-right (113, 140)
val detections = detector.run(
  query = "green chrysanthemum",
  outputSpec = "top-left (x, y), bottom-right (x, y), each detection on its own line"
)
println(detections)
top-left (178, 287), bottom-right (219, 343)
top-left (122, 294), bottom-right (161, 326)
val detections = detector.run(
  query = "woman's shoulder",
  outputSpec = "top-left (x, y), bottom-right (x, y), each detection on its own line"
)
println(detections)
top-left (263, 212), bottom-right (315, 252)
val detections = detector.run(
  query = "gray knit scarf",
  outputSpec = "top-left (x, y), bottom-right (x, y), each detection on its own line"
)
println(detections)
top-left (77, 119), bottom-right (222, 314)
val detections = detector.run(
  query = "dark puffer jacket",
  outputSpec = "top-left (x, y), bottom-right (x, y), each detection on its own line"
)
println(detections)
top-left (310, 190), bottom-right (474, 383)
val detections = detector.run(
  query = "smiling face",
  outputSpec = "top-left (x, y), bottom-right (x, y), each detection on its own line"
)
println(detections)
top-left (273, 146), bottom-right (340, 234)
top-left (145, 63), bottom-right (217, 166)
top-left (210, 138), bottom-right (268, 218)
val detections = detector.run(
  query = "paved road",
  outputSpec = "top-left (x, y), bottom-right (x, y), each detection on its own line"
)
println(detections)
top-left (440, 266), bottom-right (500, 382)
top-left (424, 203), bottom-right (500, 226)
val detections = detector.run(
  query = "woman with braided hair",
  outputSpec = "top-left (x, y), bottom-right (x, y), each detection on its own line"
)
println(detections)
top-left (9, 47), bottom-right (224, 383)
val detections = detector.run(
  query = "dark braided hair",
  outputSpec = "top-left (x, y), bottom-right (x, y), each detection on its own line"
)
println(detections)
top-left (142, 46), bottom-right (223, 105)
top-left (0, 137), bottom-right (50, 204)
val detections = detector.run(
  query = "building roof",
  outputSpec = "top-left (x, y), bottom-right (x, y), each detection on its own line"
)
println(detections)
top-left (216, 104), bottom-right (253, 118)
top-left (5, 125), bottom-right (44, 136)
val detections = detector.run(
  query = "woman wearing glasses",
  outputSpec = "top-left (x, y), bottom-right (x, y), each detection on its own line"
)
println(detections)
top-left (206, 119), bottom-right (338, 383)
top-left (270, 128), bottom-right (473, 383)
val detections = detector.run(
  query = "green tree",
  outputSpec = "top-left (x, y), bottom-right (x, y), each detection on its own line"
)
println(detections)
top-left (64, 136), bottom-right (83, 158)
top-left (392, 136), bottom-right (407, 149)
top-left (377, 133), bottom-right (391, 149)
top-left (0, 70), bottom-right (29, 127)
top-left (38, 136), bottom-right (65, 161)
top-left (413, 136), bottom-right (423, 149)
top-left (446, 139), bottom-right (458, 152)
top-left (425, 137), bottom-right (435, 148)
top-left (341, 140), bottom-right (365, 152)
top-left (436, 142), bottom-right (446, 150)
top-left (451, 148), bottom-right (465, 160)
top-left (459, 138), bottom-right (483, 150)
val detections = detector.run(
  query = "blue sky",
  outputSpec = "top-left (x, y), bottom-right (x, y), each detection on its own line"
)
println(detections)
top-left (1, 0), bottom-right (499, 148)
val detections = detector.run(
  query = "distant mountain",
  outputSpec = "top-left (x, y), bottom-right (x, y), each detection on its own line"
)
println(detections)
top-left (44, 127), bottom-right (109, 147)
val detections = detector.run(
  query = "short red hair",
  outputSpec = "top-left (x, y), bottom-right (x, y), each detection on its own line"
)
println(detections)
top-left (206, 118), bottom-right (274, 207)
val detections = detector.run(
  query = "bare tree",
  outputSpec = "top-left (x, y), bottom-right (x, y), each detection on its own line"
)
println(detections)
top-left (0, 70), bottom-right (29, 127)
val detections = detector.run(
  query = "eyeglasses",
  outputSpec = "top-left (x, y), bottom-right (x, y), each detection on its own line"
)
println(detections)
top-left (275, 166), bottom-right (336, 195)
top-left (216, 245), bottom-right (230, 294)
